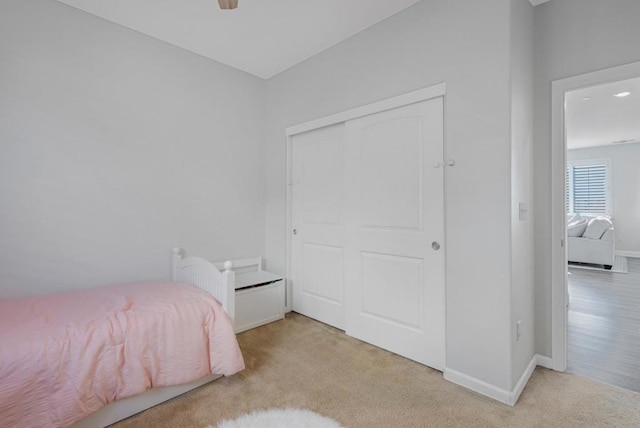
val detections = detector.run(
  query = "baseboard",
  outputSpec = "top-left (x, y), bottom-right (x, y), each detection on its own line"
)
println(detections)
top-left (443, 369), bottom-right (513, 405)
top-left (535, 354), bottom-right (553, 369)
top-left (616, 250), bottom-right (640, 259)
top-left (444, 354), bottom-right (552, 406)
top-left (510, 355), bottom-right (538, 406)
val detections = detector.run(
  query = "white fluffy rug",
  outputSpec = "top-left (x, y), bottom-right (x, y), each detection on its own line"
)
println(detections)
top-left (213, 408), bottom-right (343, 428)
top-left (568, 255), bottom-right (628, 274)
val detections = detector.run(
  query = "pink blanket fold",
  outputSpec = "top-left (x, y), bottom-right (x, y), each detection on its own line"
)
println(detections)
top-left (0, 282), bottom-right (245, 427)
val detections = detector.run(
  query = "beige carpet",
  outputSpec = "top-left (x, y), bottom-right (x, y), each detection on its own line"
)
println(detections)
top-left (114, 313), bottom-right (640, 428)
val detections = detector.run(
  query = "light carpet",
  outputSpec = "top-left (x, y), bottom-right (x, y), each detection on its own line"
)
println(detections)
top-left (569, 255), bottom-right (628, 273)
top-left (113, 313), bottom-right (640, 428)
top-left (213, 408), bottom-right (342, 428)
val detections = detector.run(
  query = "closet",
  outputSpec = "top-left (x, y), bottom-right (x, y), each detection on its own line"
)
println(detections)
top-left (288, 88), bottom-right (445, 370)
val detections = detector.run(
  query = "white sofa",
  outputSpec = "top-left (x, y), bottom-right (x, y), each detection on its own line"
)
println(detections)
top-left (567, 215), bottom-right (615, 269)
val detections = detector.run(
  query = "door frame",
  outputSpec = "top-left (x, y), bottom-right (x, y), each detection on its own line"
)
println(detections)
top-left (285, 82), bottom-right (446, 312)
top-left (550, 61), bottom-right (640, 372)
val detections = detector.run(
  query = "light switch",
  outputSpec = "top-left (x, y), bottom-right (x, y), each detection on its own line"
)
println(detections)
top-left (519, 203), bottom-right (528, 221)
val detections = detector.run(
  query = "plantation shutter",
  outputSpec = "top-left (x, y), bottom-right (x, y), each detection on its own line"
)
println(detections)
top-left (571, 164), bottom-right (607, 214)
top-left (565, 165), bottom-right (571, 213)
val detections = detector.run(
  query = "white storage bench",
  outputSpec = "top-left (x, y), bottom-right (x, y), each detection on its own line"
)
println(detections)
top-left (214, 257), bottom-right (284, 333)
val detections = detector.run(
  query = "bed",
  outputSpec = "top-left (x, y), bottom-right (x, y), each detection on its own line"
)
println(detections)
top-left (0, 248), bottom-right (244, 428)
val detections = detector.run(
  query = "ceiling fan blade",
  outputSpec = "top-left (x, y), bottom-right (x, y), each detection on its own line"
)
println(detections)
top-left (218, 0), bottom-right (238, 9)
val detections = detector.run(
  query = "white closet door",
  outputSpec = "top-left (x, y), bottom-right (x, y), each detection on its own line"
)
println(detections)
top-left (344, 98), bottom-right (445, 370)
top-left (291, 124), bottom-right (346, 329)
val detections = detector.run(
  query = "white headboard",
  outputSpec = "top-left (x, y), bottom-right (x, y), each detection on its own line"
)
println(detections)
top-left (171, 247), bottom-right (235, 320)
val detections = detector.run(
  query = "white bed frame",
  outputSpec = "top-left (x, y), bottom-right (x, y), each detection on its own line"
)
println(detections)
top-left (74, 248), bottom-right (235, 428)
top-left (170, 247), bottom-right (236, 320)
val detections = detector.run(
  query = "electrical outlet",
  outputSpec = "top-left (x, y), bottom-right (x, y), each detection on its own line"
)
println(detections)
top-left (516, 320), bottom-right (522, 341)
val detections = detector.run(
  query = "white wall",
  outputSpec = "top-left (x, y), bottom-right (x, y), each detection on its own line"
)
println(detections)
top-left (533, 0), bottom-right (640, 356)
top-left (265, 0), bottom-right (516, 392)
top-left (567, 143), bottom-right (640, 254)
top-left (0, 0), bottom-right (559, 398)
top-left (0, 0), bottom-right (266, 299)
top-left (510, 0), bottom-right (535, 388)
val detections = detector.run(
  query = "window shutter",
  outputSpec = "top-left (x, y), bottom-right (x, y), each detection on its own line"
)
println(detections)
top-left (571, 164), bottom-right (607, 214)
top-left (566, 165), bottom-right (571, 213)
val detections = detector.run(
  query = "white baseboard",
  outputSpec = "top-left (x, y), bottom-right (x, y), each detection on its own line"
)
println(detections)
top-left (443, 368), bottom-right (513, 405)
top-left (510, 355), bottom-right (537, 406)
top-left (616, 250), bottom-right (640, 259)
top-left (443, 354), bottom-right (552, 406)
top-left (535, 354), bottom-right (553, 370)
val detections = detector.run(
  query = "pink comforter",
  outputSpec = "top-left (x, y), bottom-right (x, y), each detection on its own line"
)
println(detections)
top-left (0, 282), bottom-right (245, 427)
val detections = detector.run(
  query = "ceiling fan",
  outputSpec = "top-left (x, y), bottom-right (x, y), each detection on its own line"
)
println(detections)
top-left (218, 0), bottom-right (238, 9)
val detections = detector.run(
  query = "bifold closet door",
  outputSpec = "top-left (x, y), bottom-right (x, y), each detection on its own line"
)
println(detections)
top-left (344, 98), bottom-right (445, 370)
top-left (291, 123), bottom-right (346, 330)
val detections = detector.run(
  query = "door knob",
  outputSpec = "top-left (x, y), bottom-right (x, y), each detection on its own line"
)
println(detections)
top-left (432, 241), bottom-right (440, 251)
top-left (292, 228), bottom-right (298, 235)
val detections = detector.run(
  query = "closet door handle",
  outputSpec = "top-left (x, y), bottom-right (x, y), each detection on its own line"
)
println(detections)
top-left (292, 228), bottom-right (298, 235)
top-left (432, 241), bottom-right (440, 251)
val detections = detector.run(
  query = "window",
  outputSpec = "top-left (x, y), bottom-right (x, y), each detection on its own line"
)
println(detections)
top-left (565, 159), bottom-right (611, 215)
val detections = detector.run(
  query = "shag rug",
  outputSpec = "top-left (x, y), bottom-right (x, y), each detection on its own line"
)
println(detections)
top-left (213, 408), bottom-right (343, 428)
top-left (568, 255), bottom-right (628, 273)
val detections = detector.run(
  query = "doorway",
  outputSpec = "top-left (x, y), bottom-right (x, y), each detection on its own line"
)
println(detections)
top-left (551, 62), bottom-right (640, 392)
top-left (564, 77), bottom-right (640, 392)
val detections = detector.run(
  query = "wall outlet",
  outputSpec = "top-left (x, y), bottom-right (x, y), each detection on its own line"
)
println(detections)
top-left (516, 320), bottom-right (522, 341)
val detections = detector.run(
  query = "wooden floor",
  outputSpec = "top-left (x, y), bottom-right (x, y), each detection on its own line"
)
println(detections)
top-left (568, 257), bottom-right (640, 392)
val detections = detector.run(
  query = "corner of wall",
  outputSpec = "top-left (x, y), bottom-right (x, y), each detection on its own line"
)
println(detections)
top-left (509, 0), bottom-right (536, 392)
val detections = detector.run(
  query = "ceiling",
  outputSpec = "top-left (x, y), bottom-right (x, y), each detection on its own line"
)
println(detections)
top-left (56, 0), bottom-right (551, 80)
top-left (566, 77), bottom-right (640, 150)
top-left (55, 0), bottom-right (424, 79)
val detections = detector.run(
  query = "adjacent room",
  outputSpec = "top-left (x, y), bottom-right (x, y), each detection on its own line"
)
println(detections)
top-left (1, 0), bottom-right (639, 427)
top-left (564, 77), bottom-right (640, 392)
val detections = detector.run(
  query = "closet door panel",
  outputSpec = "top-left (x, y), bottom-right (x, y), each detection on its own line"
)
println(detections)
top-left (291, 124), bottom-right (346, 329)
top-left (344, 98), bottom-right (445, 370)
top-left (360, 118), bottom-right (422, 230)
top-left (360, 252), bottom-right (424, 330)
top-left (301, 243), bottom-right (342, 304)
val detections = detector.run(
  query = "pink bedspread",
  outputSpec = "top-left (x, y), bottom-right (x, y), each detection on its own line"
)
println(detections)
top-left (0, 282), bottom-right (244, 427)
